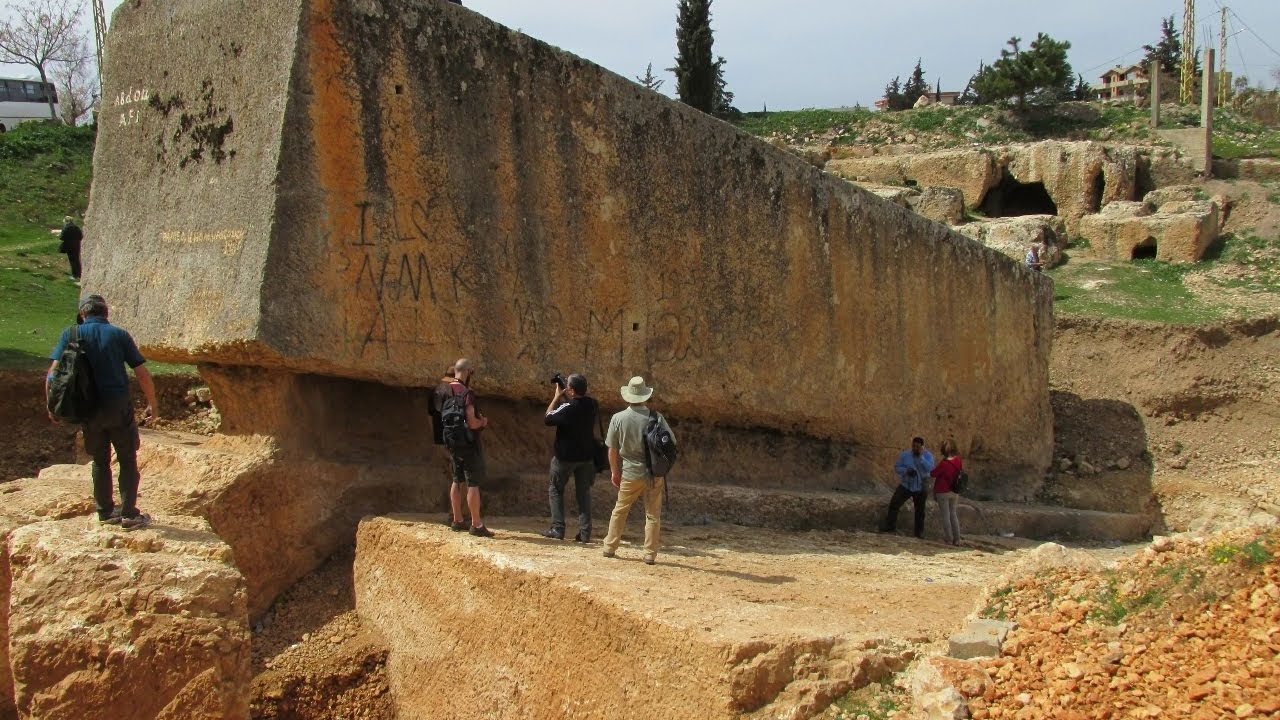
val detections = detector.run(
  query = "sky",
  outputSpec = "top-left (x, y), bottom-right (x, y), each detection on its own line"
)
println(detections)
top-left (8, 0), bottom-right (1280, 109)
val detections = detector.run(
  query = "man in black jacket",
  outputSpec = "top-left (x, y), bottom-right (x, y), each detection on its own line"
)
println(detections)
top-left (541, 373), bottom-right (597, 541)
top-left (58, 216), bottom-right (83, 281)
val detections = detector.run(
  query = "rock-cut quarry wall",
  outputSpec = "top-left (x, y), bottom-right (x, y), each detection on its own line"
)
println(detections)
top-left (84, 0), bottom-right (1053, 489)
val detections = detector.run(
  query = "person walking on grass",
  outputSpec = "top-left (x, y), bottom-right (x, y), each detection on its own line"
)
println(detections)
top-left (58, 216), bottom-right (83, 281)
top-left (880, 436), bottom-right (935, 539)
top-left (930, 439), bottom-right (964, 546)
top-left (47, 295), bottom-right (158, 530)
top-left (602, 376), bottom-right (673, 566)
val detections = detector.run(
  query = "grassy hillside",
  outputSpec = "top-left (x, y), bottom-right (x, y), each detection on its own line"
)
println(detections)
top-left (0, 123), bottom-right (94, 369)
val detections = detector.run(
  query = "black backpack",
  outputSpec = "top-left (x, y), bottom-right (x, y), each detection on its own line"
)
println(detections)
top-left (643, 411), bottom-right (677, 478)
top-left (439, 387), bottom-right (475, 450)
top-left (47, 325), bottom-right (98, 423)
top-left (951, 461), bottom-right (970, 495)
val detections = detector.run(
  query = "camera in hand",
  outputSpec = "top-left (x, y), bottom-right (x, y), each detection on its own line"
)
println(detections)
top-left (551, 372), bottom-right (566, 388)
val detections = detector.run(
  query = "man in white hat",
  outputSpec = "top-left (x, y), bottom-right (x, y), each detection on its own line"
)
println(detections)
top-left (602, 375), bottom-right (674, 565)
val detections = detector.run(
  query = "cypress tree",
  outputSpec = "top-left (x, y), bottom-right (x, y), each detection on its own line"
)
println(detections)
top-left (671, 0), bottom-right (717, 113)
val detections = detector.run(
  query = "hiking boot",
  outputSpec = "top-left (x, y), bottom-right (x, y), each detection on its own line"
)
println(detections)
top-left (602, 549), bottom-right (616, 559)
top-left (450, 520), bottom-right (470, 532)
top-left (120, 513), bottom-right (152, 531)
top-left (574, 531), bottom-right (590, 543)
top-left (643, 554), bottom-right (657, 565)
top-left (469, 524), bottom-right (494, 538)
top-left (540, 528), bottom-right (565, 540)
top-left (98, 509), bottom-right (123, 526)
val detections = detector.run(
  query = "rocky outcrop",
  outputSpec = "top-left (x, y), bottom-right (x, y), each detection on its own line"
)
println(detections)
top-left (954, 216), bottom-right (1066, 267)
top-left (855, 184), bottom-right (964, 224)
top-left (0, 469), bottom-right (251, 720)
top-left (86, 0), bottom-right (1053, 486)
top-left (1078, 199), bottom-right (1221, 261)
top-left (825, 149), bottom-right (999, 209)
top-left (999, 141), bottom-right (1139, 235)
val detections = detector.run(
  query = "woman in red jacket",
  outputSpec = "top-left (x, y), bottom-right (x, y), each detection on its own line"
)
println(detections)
top-left (930, 439), bottom-right (963, 546)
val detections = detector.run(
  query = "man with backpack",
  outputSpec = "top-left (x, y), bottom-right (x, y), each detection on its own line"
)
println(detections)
top-left (46, 295), bottom-right (158, 529)
top-left (440, 358), bottom-right (494, 538)
top-left (602, 376), bottom-right (674, 566)
top-left (540, 373), bottom-right (598, 542)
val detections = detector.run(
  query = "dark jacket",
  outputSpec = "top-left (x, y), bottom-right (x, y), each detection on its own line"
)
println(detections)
top-left (58, 223), bottom-right (83, 253)
top-left (544, 395), bottom-right (597, 462)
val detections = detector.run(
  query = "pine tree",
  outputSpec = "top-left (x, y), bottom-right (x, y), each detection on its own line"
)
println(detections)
top-left (671, 0), bottom-right (717, 113)
top-left (903, 59), bottom-right (929, 107)
top-left (882, 76), bottom-right (906, 111)
top-left (971, 34), bottom-right (1074, 111)
top-left (712, 55), bottom-right (739, 119)
top-left (636, 62), bottom-right (665, 92)
top-left (1141, 16), bottom-right (1182, 76)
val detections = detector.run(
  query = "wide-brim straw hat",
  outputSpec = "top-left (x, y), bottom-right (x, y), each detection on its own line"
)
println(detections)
top-left (619, 376), bottom-right (653, 403)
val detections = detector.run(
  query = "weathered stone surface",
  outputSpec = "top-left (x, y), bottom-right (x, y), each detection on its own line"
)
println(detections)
top-left (354, 516), bottom-right (920, 719)
top-left (954, 215), bottom-right (1066, 267)
top-left (949, 618), bottom-right (1015, 659)
top-left (1001, 141), bottom-right (1139, 235)
top-left (908, 186), bottom-right (965, 225)
top-left (1079, 200), bottom-right (1220, 261)
top-left (910, 656), bottom-right (970, 720)
top-left (825, 149), bottom-right (1000, 209)
top-left (6, 518), bottom-right (250, 719)
top-left (87, 1), bottom-right (1053, 483)
top-left (1143, 185), bottom-right (1200, 209)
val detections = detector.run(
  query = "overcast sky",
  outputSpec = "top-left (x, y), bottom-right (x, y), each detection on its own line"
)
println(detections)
top-left (9, 0), bottom-right (1280, 109)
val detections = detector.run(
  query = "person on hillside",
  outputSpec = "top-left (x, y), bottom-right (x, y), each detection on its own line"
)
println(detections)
top-left (58, 216), bottom-right (83, 281)
top-left (46, 295), bottom-right (158, 529)
top-left (602, 376), bottom-right (673, 565)
top-left (444, 358), bottom-right (494, 538)
top-left (541, 373), bottom-right (598, 542)
top-left (880, 436), bottom-right (936, 539)
top-left (930, 439), bottom-right (964, 546)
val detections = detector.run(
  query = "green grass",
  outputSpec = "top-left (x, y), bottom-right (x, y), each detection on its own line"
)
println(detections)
top-left (1048, 258), bottom-right (1226, 324)
top-left (1210, 107), bottom-right (1280, 160)
top-left (829, 682), bottom-right (904, 720)
top-left (1210, 539), bottom-right (1274, 567)
top-left (736, 108), bottom-right (873, 140)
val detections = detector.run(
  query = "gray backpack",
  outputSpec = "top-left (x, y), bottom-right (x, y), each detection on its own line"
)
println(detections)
top-left (642, 412), bottom-right (677, 478)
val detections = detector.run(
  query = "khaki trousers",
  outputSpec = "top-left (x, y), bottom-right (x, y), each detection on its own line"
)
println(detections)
top-left (603, 477), bottom-right (664, 556)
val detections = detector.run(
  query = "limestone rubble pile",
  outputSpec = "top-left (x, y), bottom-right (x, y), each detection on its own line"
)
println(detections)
top-left (945, 529), bottom-right (1280, 720)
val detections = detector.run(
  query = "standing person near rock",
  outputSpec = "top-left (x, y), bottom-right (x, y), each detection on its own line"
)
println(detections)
top-left (58, 216), bottom-right (83, 281)
top-left (442, 358), bottom-right (494, 538)
top-left (429, 365), bottom-right (456, 447)
top-left (602, 376), bottom-right (673, 565)
top-left (541, 373), bottom-right (598, 542)
top-left (880, 436), bottom-right (935, 538)
top-left (930, 439), bottom-right (964, 546)
top-left (46, 295), bottom-right (158, 529)
top-left (1025, 242), bottom-right (1045, 273)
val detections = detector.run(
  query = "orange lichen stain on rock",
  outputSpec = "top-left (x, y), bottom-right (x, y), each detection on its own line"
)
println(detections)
top-left (305, 0), bottom-right (365, 259)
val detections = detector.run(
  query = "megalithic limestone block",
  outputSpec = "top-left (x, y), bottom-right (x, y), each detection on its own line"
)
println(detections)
top-left (85, 0), bottom-right (1053, 482)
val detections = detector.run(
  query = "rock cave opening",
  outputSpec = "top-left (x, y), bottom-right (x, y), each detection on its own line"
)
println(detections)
top-left (981, 172), bottom-right (1058, 218)
top-left (1091, 172), bottom-right (1105, 212)
top-left (1132, 237), bottom-right (1158, 260)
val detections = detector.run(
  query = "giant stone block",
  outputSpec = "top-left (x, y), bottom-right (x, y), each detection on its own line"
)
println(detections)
top-left (86, 0), bottom-right (1053, 482)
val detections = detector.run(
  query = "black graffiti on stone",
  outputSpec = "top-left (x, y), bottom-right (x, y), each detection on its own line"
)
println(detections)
top-left (645, 309), bottom-right (703, 364)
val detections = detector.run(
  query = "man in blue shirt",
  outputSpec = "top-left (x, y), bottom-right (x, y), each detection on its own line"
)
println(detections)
top-left (47, 295), bottom-right (158, 529)
top-left (880, 436), bottom-right (936, 538)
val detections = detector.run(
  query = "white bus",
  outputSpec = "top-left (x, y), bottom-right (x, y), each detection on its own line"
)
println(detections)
top-left (0, 76), bottom-right (61, 133)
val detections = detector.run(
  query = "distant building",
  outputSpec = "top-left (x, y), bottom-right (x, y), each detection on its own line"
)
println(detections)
top-left (874, 90), bottom-right (963, 111)
top-left (1097, 64), bottom-right (1151, 100)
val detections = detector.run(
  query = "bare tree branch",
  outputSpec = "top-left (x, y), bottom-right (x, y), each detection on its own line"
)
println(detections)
top-left (49, 33), bottom-right (96, 125)
top-left (0, 0), bottom-right (88, 120)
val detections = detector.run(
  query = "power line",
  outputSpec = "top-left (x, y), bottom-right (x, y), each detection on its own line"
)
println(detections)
top-left (1227, 7), bottom-right (1280, 61)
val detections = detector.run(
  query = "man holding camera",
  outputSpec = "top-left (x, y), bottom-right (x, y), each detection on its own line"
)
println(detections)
top-left (880, 436), bottom-right (936, 538)
top-left (541, 373), bottom-right (598, 542)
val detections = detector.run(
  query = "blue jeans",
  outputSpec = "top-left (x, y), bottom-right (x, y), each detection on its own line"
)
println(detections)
top-left (549, 457), bottom-right (594, 538)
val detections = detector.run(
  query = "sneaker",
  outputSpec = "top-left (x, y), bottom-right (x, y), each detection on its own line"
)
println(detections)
top-left (602, 549), bottom-right (616, 559)
top-left (643, 554), bottom-right (657, 565)
top-left (469, 524), bottom-right (494, 538)
top-left (450, 520), bottom-right (470, 532)
top-left (120, 513), bottom-right (152, 531)
top-left (98, 509), bottom-right (123, 526)
top-left (540, 528), bottom-right (565, 540)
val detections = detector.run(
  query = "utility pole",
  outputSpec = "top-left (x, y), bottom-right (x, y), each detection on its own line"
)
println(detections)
top-left (91, 0), bottom-right (107, 85)
top-left (1217, 6), bottom-right (1228, 107)
top-left (1180, 0), bottom-right (1196, 105)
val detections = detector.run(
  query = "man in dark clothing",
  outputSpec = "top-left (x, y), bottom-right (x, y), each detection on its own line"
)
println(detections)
top-left (541, 373), bottom-right (598, 541)
top-left (880, 436), bottom-right (936, 538)
top-left (47, 295), bottom-right (158, 529)
top-left (58, 216), bottom-right (83, 281)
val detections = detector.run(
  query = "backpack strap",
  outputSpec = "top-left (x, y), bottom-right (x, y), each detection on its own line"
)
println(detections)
top-left (594, 398), bottom-right (605, 440)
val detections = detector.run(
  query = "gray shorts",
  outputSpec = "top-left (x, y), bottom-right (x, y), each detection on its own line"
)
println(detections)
top-left (450, 447), bottom-right (487, 487)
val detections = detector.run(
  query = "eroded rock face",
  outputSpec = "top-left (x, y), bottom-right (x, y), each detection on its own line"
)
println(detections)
top-left (6, 518), bottom-right (250, 720)
top-left (1000, 141), bottom-right (1139, 235)
top-left (825, 149), bottom-right (1000, 209)
top-left (1079, 199), bottom-right (1220, 261)
top-left (86, 0), bottom-right (1053, 482)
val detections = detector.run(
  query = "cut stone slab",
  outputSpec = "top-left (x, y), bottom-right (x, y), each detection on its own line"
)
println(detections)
top-left (948, 618), bottom-right (1016, 659)
top-left (953, 215), bottom-right (1066, 268)
top-left (1079, 199), bottom-right (1220, 261)
top-left (826, 150), bottom-right (999, 209)
top-left (358, 516), bottom-right (1043, 719)
top-left (6, 517), bottom-right (250, 720)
